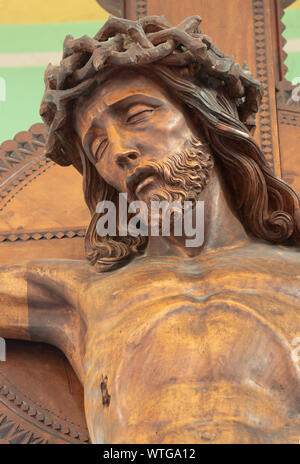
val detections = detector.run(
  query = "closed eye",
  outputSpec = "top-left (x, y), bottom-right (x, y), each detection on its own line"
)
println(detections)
top-left (126, 106), bottom-right (154, 125)
top-left (91, 138), bottom-right (108, 161)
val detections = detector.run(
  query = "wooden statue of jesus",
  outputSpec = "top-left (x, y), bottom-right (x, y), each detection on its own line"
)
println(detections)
top-left (0, 16), bottom-right (300, 444)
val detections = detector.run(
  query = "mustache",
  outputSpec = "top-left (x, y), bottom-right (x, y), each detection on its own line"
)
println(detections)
top-left (128, 136), bottom-right (214, 204)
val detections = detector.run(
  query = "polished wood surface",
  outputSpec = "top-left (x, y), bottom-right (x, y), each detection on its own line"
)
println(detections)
top-left (0, 129), bottom-right (89, 442)
top-left (0, 340), bottom-right (88, 444)
top-left (1, 14), bottom-right (300, 443)
top-left (0, 124), bottom-right (89, 267)
top-left (2, 240), bottom-right (299, 443)
top-left (124, 0), bottom-right (299, 188)
top-left (0, 1), bottom-right (299, 444)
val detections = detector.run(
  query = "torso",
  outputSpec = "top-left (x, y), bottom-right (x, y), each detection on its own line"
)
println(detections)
top-left (44, 242), bottom-right (300, 443)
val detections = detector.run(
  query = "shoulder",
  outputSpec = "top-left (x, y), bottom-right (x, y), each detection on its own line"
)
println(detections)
top-left (25, 258), bottom-right (96, 277)
top-left (232, 242), bottom-right (300, 301)
top-left (1, 258), bottom-right (104, 290)
top-left (233, 241), bottom-right (300, 268)
top-left (23, 258), bottom-right (105, 297)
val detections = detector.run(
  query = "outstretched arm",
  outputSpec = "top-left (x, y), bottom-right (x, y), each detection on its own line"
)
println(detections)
top-left (0, 263), bottom-right (31, 340)
top-left (0, 259), bottom-right (87, 382)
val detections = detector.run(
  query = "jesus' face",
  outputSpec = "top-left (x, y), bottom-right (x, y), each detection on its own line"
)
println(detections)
top-left (73, 68), bottom-right (205, 204)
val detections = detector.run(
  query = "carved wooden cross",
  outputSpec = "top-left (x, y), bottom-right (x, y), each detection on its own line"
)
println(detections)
top-left (0, 0), bottom-right (298, 444)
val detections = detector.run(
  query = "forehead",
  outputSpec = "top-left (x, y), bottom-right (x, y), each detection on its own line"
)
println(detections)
top-left (97, 68), bottom-right (170, 105)
top-left (73, 68), bottom-right (173, 132)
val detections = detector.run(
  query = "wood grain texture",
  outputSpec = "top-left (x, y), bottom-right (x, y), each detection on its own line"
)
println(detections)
top-left (1, 46), bottom-right (300, 443)
top-left (1, 241), bottom-right (299, 443)
top-left (81, 242), bottom-right (300, 443)
top-left (125, 0), bottom-right (283, 175)
top-left (0, 3), bottom-right (299, 445)
top-left (0, 127), bottom-right (89, 442)
top-left (0, 340), bottom-right (89, 444)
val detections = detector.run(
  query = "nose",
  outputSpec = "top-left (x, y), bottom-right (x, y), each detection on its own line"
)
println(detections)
top-left (115, 150), bottom-right (139, 168)
top-left (107, 123), bottom-right (140, 169)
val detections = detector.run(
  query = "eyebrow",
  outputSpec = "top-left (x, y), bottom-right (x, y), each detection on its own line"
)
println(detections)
top-left (83, 93), bottom-right (164, 141)
top-left (105, 93), bottom-right (164, 110)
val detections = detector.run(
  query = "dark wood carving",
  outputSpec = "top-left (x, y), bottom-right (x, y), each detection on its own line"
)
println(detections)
top-left (123, 0), bottom-right (284, 176)
top-left (0, 124), bottom-right (53, 212)
top-left (0, 341), bottom-right (89, 444)
top-left (0, 124), bottom-right (86, 243)
top-left (253, 0), bottom-right (276, 170)
top-left (0, 378), bottom-right (89, 444)
top-left (277, 80), bottom-right (300, 190)
top-left (136, 0), bottom-right (148, 18)
top-left (0, 132), bottom-right (89, 444)
top-left (0, 228), bottom-right (85, 243)
top-left (0, 0), bottom-right (299, 445)
top-left (0, 14), bottom-right (299, 445)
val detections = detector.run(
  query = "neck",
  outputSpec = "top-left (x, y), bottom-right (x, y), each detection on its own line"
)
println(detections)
top-left (146, 167), bottom-right (249, 258)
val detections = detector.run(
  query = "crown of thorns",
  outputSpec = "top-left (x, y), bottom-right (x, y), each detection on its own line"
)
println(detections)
top-left (40, 15), bottom-right (264, 169)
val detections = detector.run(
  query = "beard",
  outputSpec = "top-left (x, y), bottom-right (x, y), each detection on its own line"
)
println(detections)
top-left (142, 135), bottom-right (214, 203)
top-left (128, 135), bottom-right (214, 233)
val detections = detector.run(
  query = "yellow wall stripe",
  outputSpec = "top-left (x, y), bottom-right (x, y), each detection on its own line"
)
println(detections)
top-left (0, 0), bottom-right (109, 25)
top-left (288, 0), bottom-right (300, 8)
top-left (0, 52), bottom-right (62, 67)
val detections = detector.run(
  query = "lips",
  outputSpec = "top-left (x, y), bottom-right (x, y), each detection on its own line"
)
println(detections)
top-left (135, 175), bottom-right (156, 194)
top-left (126, 166), bottom-right (157, 196)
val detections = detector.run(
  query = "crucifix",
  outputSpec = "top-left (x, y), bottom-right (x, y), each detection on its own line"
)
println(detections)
top-left (0, 1), bottom-right (299, 445)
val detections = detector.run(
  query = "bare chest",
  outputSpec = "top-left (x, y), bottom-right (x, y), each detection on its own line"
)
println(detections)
top-left (81, 254), bottom-right (300, 443)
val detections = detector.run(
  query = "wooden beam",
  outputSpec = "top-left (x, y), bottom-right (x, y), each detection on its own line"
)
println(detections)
top-left (96, 0), bottom-right (125, 17)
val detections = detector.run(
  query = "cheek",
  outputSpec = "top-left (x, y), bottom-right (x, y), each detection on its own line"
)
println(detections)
top-left (165, 112), bottom-right (193, 144)
top-left (95, 162), bottom-right (114, 187)
top-left (95, 159), bottom-right (125, 193)
top-left (145, 111), bottom-right (193, 154)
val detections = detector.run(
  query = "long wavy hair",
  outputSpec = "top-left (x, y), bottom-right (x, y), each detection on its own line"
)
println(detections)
top-left (39, 16), bottom-right (300, 271)
top-left (63, 64), bottom-right (300, 272)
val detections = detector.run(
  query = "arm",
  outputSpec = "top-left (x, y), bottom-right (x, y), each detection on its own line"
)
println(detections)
top-left (0, 259), bottom-right (87, 382)
top-left (0, 263), bottom-right (31, 340)
top-left (0, 259), bottom-right (81, 339)
top-left (0, 260), bottom-right (77, 343)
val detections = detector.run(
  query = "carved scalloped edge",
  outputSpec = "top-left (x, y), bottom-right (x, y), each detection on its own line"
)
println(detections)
top-left (0, 125), bottom-right (88, 243)
top-left (0, 378), bottom-right (90, 443)
top-left (0, 157), bottom-right (53, 212)
top-left (0, 123), bottom-right (48, 185)
top-left (0, 228), bottom-right (86, 243)
top-left (253, 0), bottom-right (275, 171)
top-left (0, 123), bottom-right (56, 211)
top-left (136, 0), bottom-right (147, 19)
top-left (0, 123), bottom-right (46, 151)
top-left (278, 0), bottom-right (289, 79)
top-left (0, 412), bottom-right (49, 444)
top-left (0, 370), bottom-right (88, 434)
top-left (278, 111), bottom-right (300, 126)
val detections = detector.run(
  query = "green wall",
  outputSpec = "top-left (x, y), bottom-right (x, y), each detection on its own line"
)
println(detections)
top-left (283, 9), bottom-right (300, 82)
top-left (0, 8), bottom-right (299, 145)
top-left (0, 22), bottom-right (105, 142)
